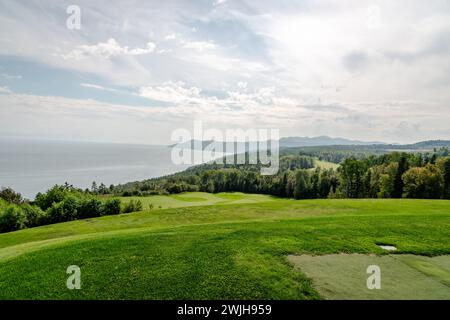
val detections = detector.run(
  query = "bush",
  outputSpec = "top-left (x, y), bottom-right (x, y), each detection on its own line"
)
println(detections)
top-left (101, 198), bottom-right (121, 216)
top-left (35, 185), bottom-right (70, 211)
top-left (77, 197), bottom-right (103, 219)
top-left (0, 187), bottom-right (139, 233)
top-left (0, 206), bottom-right (27, 233)
top-left (47, 196), bottom-right (79, 223)
top-left (122, 199), bottom-right (143, 213)
top-left (43, 196), bottom-right (118, 225)
top-left (0, 187), bottom-right (24, 205)
top-left (22, 204), bottom-right (47, 227)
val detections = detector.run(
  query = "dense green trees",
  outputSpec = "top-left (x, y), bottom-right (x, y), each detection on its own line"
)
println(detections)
top-left (402, 164), bottom-right (444, 199)
top-left (393, 155), bottom-right (408, 198)
top-left (112, 152), bottom-right (450, 201)
top-left (0, 206), bottom-right (27, 233)
top-left (293, 170), bottom-right (308, 199)
top-left (291, 168), bottom-right (337, 199)
top-left (438, 157), bottom-right (450, 198)
top-left (366, 162), bottom-right (402, 198)
top-left (35, 185), bottom-right (75, 211)
top-left (21, 204), bottom-right (46, 227)
top-left (279, 155), bottom-right (315, 171)
top-left (0, 187), bottom-right (24, 205)
top-left (330, 153), bottom-right (449, 199)
top-left (0, 185), bottom-right (127, 234)
top-left (337, 158), bottom-right (368, 198)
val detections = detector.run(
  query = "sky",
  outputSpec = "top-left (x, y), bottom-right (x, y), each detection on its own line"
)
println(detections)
top-left (0, 0), bottom-right (449, 144)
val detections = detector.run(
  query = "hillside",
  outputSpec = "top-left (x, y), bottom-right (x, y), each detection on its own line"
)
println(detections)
top-left (168, 136), bottom-right (384, 151)
top-left (279, 136), bottom-right (385, 147)
top-left (169, 137), bottom-right (450, 150)
top-left (0, 194), bottom-right (449, 299)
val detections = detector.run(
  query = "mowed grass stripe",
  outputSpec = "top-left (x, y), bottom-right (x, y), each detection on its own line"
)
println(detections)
top-left (113, 192), bottom-right (276, 210)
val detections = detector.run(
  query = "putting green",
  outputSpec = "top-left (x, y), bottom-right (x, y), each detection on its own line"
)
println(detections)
top-left (288, 254), bottom-right (450, 300)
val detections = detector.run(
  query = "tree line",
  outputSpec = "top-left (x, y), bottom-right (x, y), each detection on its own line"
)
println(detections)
top-left (0, 185), bottom-right (142, 234)
top-left (112, 151), bottom-right (450, 200)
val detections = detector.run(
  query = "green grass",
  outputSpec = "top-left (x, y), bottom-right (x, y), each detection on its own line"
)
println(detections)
top-left (0, 194), bottom-right (449, 299)
top-left (116, 192), bottom-right (274, 210)
top-left (397, 255), bottom-right (450, 286)
top-left (288, 254), bottom-right (450, 299)
top-left (313, 159), bottom-right (340, 170)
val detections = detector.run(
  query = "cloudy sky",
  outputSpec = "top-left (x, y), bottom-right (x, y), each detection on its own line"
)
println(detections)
top-left (0, 0), bottom-right (449, 144)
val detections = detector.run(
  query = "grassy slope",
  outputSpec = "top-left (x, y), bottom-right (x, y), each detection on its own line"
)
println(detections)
top-left (115, 192), bottom-right (275, 210)
top-left (313, 159), bottom-right (340, 170)
top-left (0, 194), bottom-right (449, 299)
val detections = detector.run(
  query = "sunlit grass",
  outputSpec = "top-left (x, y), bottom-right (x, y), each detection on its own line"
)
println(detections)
top-left (0, 194), bottom-right (449, 299)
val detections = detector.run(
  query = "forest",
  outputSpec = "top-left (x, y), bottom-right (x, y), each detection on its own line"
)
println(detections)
top-left (112, 149), bottom-right (450, 200)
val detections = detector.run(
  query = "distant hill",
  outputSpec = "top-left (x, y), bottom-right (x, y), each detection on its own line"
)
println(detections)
top-left (356, 140), bottom-right (450, 151)
top-left (169, 138), bottom-right (450, 150)
top-left (169, 136), bottom-right (386, 150)
top-left (405, 140), bottom-right (450, 149)
top-left (279, 136), bottom-right (385, 148)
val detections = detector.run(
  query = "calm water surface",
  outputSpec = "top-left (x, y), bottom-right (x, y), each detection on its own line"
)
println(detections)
top-left (0, 138), bottom-right (198, 199)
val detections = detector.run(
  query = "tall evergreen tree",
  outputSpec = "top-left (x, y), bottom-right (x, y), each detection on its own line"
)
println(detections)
top-left (393, 155), bottom-right (408, 198)
top-left (441, 157), bottom-right (450, 198)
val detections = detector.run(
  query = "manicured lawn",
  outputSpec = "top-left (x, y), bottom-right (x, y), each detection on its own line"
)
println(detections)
top-left (116, 192), bottom-right (275, 210)
top-left (288, 254), bottom-right (450, 299)
top-left (0, 194), bottom-right (449, 299)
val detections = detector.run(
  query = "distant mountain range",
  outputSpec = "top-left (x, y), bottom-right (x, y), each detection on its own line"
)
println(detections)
top-left (377, 140), bottom-right (450, 150)
top-left (279, 136), bottom-right (385, 147)
top-left (169, 137), bottom-right (450, 150)
top-left (169, 136), bottom-right (385, 149)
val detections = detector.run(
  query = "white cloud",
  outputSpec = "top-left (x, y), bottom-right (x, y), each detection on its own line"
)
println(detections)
top-left (128, 42), bottom-right (156, 55)
top-left (182, 52), bottom-right (268, 73)
top-left (1, 85), bottom-right (449, 144)
top-left (61, 38), bottom-right (156, 60)
top-left (182, 40), bottom-right (216, 52)
top-left (241, 0), bottom-right (450, 104)
top-left (0, 86), bottom-right (12, 94)
top-left (138, 82), bottom-right (203, 103)
top-left (80, 83), bottom-right (118, 92)
top-left (164, 33), bottom-right (178, 40)
top-left (1, 0), bottom-right (449, 143)
top-left (237, 81), bottom-right (248, 90)
top-left (1, 73), bottom-right (22, 80)
top-left (213, 0), bottom-right (227, 6)
top-left (138, 82), bottom-right (281, 109)
top-left (156, 48), bottom-right (173, 54)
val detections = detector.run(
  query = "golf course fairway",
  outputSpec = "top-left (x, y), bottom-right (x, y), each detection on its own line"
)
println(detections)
top-left (0, 192), bottom-right (449, 300)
